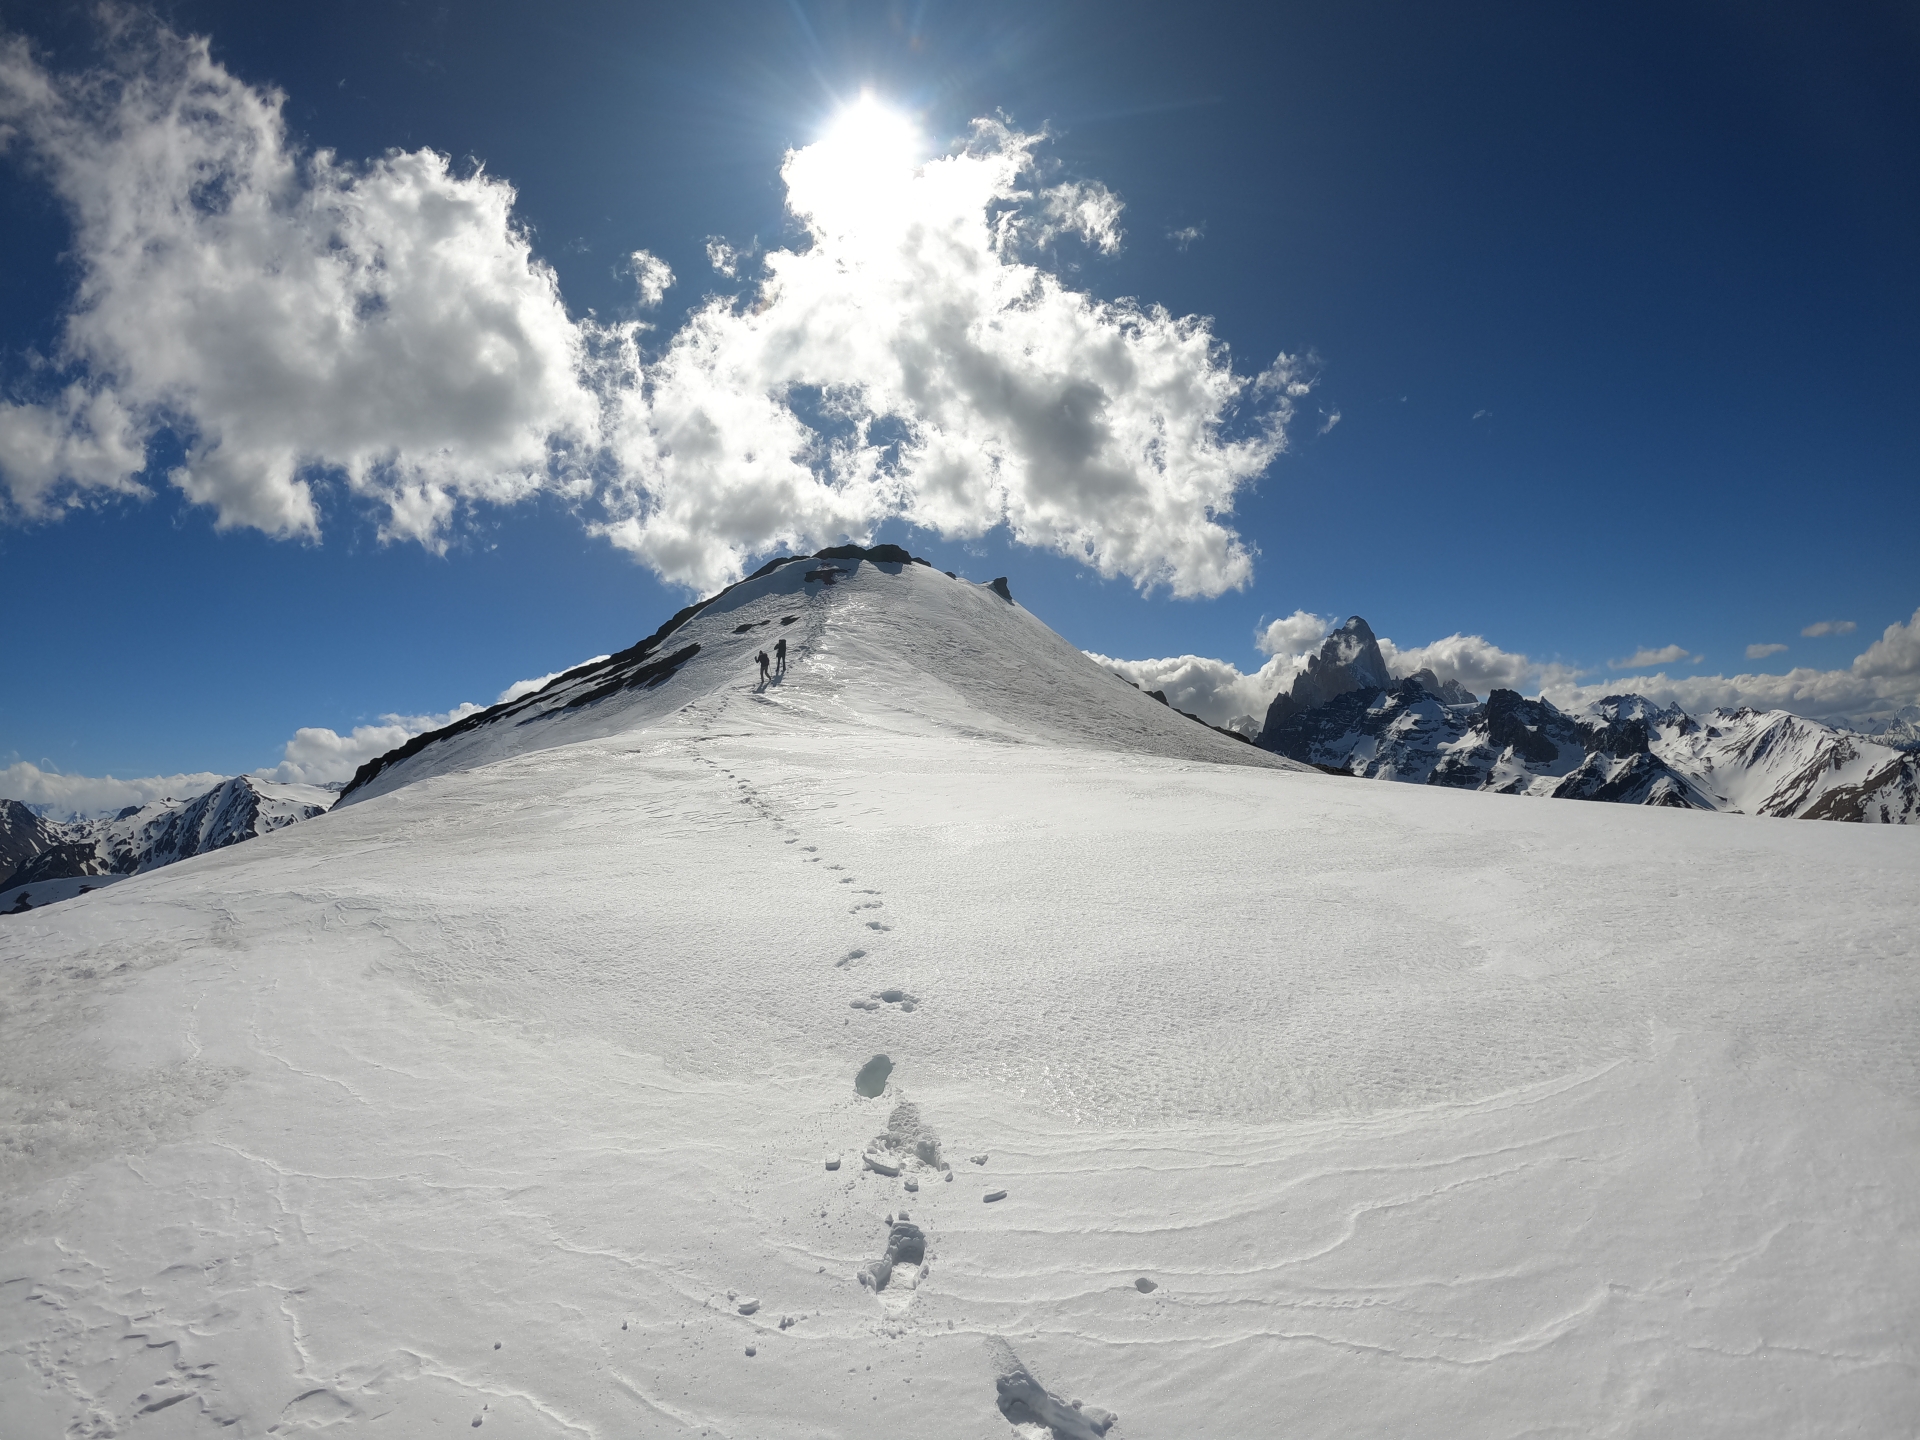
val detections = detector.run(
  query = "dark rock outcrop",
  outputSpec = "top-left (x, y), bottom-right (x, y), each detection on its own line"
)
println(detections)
top-left (1259, 616), bottom-right (1395, 737)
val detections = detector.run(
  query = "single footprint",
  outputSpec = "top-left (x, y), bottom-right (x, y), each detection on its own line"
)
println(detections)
top-left (1134, 1278), bottom-right (1158, 1293)
top-left (836, 948), bottom-right (866, 968)
top-left (854, 1054), bottom-right (893, 1097)
top-left (986, 1338), bottom-right (1116, 1438)
top-left (866, 921), bottom-right (892, 932)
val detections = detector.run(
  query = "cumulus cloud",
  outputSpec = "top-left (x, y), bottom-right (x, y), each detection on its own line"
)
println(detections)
top-left (1802, 620), bottom-right (1856, 638)
top-left (1, 21), bottom-right (1302, 595)
top-left (596, 107), bottom-right (1299, 593)
top-left (1086, 611), bottom-right (1330, 729)
top-left (1747, 642), bottom-right (1788, 660)
top-left (631, 250), bottom-right (674, 308)
top-left (1555, 607), bottom-right (1920, 723)
top-left (1609, 643), bottom-right (1700, 671)
top-left (0, 18), bottom-right (597, 542)
top-left (252, 703), bottom-right (483, 785)
top-left (1376, 632), bottom-right (1584, 697)
top-left (0, 383), bottom-right (147, 516)
top-left (1257, 609), bottom-right (1331, 658)
top-left (252, 658), bottom-right (607, 784)
top-left (1088, 651), bottom-right (1296, 730)
top-left (0, 761), bottom-right (230, 819)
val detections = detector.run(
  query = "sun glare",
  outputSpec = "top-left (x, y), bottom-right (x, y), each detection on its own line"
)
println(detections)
top-left (817, 93), bottom-right (922, 176)
top-left (790, 93), bottom-right (924, 238)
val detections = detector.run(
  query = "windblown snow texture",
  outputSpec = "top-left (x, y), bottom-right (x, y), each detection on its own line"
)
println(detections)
top-left (2, 566), bottom-right (1915, 1437)
top-left (1258, 618), bottom-right (1919, 822)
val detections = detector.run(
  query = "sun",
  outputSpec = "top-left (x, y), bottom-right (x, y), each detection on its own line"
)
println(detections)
top-left (786, 93), bottom-right (924, 239)
top-left (816, 93), bottom-right (921, 176)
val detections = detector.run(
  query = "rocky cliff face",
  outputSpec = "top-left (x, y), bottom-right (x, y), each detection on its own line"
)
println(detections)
top-left (1261, 616), bottom-right (1396, 733)
top-left (1257, 619), bottom-right (1916, 822)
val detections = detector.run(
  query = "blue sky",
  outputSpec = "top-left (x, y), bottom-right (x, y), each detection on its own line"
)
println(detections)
top-left (2, 1), bottom-right (1917, 801)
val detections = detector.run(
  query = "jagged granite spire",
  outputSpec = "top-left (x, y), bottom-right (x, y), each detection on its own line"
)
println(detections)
top-left (1259, 616), bottom-right (1393, 738)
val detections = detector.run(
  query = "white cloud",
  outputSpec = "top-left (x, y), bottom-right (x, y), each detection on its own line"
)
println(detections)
top-left (1318, 409), bottom-right (1341, 435)
top-left (631, 250), bottom-right (673, 308)
top-left (250, 659), bottom-right (605, 785)
top-left (1168, 224), bottom-right (1204, 251)
top-left (0, 19), bottom-right (598, 544)
top-left (597, 113), bottom-right (1298, 594)
top-left (1087, 651), bottom-right (1298, 729)
top-left (252, 703), bottom-right (483, 786)
top-left (1377, 632), bottom-right (1583, 697)
top-left (1085, 612), bottom-right (1328, 729)
top-left (1, 20), bottom-right (1302, 597)
top-left (0, 384), bottom-right (147, 516)
top-left (1802, 620), bottom-right (1857, 638)
top-left (495, 660), bottom-right (604, 704)
top-left (1256, 610), bottom-right (1331, 658)
top-left (1747, 642), bottom-right (1788, 660)
top-left (1609, 644), bottom-right (1700, 671)
top-left (0, 761), bottom-right (230, 820)
top-left (1556, 608), bottom-right (1920, 723)
top-left (1851, 608), bottom-right (1920, 681)
top-left (706, 237), bottom-right (741, 278)
top-left (1033, 178), bottom-right (1124, 253)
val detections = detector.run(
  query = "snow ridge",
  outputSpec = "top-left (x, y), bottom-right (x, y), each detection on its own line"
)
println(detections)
top-left (338, 545), bottom-right (1298, 805)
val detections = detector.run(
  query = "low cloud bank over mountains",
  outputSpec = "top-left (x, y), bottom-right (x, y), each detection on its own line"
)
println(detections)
top-left (1098, 606), bottom-right (1920, 734)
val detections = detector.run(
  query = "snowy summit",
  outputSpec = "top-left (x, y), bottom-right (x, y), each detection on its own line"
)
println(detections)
top-left (2, 550), bottom-right (1917, 1436)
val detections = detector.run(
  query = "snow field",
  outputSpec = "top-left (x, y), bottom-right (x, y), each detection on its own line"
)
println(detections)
top-left (2, 561), bottom-right (1917, 1436)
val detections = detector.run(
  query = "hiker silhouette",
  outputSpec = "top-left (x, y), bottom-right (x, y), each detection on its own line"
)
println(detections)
top-left (755, 649), bottom-right (770, 683)
top-left (774, 636), bottom-right (787, 673)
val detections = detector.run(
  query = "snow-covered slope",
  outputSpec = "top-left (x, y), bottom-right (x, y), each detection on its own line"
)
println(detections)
top-left (0, 776), bottom-right (335, 911)
top-left (1258, 618), bottom-right (1918, 822)
top-left (2, 569), bottom-right (1917, 1438)
top-left (341, 548), bottom-right (1291, 805)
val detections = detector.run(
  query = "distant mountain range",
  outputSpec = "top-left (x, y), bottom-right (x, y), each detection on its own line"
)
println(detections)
top-left (1255, 617), bottom-right (1918, 823)
top-left (1, 777), bottom-right (334, 911)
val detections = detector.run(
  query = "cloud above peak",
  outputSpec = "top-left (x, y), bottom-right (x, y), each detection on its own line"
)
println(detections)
top-left (0, 19), bottom-right (1300, 597)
